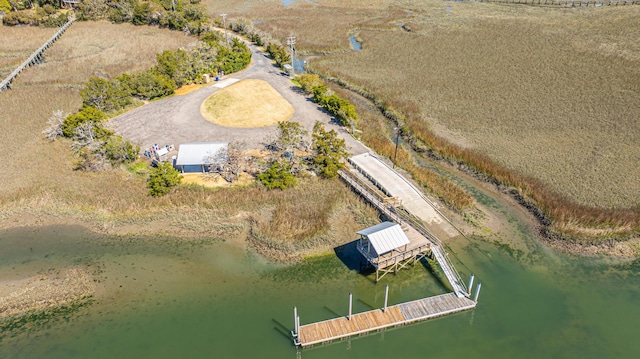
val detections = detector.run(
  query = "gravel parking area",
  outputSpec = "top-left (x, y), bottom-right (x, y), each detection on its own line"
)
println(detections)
top-left (109, 41), bottom-right (368, 156)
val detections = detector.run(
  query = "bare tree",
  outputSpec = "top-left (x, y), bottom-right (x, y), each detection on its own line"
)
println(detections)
top-left (71, 122), bottom-right (109, 171)
top-left (71, 122), bottom-right (102, 153)
top-left (205, 141), bottom-right (247, 183)
top-left (265, 121), bottom-right (309, 167)
top-left (42, 110), bottom-right (65, 141)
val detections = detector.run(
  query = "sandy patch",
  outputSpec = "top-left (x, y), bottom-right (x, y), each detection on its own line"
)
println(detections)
top-left (175, 83), bottom-right (206, 96)
top-left (181, 172), bottom-right (256, 188)
top-left (200, 79), bottom-right (294, 128)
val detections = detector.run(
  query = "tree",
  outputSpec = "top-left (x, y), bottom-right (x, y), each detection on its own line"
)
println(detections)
top-left (42, 109), bottom-right (65, 141)
top-left (207, 141), bottom-right (245, 183)
top-left (148, 162), bottom-right (182, 196)
top-left (0, 0), bottom-right (12, 14)
top-left (269, 121), bottom-right (308, 164)
top-left (311, 121), bottom-right (348, 179)
top-left (296, 74), bottom-right (323, 95)
top-left (129, 70), bottom-right (176, 100)
top-left (81, 77), bottom-right (132, 113)
top-left (154, 49), bottom-right (191, 87)
top-left (62, 106), bottom-right (108, 138)
top-left (257, 162), bottom-right (296, 190)
top-left (104, 135), bottom-right (139, 164)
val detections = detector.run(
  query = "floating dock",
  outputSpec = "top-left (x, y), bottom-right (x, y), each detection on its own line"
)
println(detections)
top-left (293, 292), bottom-right (478, 347)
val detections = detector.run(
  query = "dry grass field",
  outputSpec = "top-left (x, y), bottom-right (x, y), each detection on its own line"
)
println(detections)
top-left (200, 79), bottom-right (294, 128)
top-left (0, 24), bottom-right (58, 78)
top-left (0, 19), bottom-right (379, 260)
top-left (206, 0), bottom-right (640, 237)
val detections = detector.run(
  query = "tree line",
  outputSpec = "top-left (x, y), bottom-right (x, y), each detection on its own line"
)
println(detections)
top-left (296, 74), bottom-right (358, 128)
top-left (2, 0), bottom-right (211, 34)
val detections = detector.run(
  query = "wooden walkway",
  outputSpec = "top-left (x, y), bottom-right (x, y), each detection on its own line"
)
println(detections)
top-left (294, 293), bottom-right (476, 347)
top-left (339, 162), bottom-right (468, 296)
top-left (0, 16), bottom-right (75, 93)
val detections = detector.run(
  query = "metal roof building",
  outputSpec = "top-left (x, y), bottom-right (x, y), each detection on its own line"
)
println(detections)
top-left (174, 142), bottom-right (228, 173)
top-left (357, 222), bottom-right (410, 258)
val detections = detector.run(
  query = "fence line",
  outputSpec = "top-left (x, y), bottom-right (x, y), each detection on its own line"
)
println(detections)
top-left (0, 16), bottom-right (76, 93)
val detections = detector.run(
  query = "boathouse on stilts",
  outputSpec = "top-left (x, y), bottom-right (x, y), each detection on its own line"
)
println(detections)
top-left (356, 222), bottom-right (431, 282)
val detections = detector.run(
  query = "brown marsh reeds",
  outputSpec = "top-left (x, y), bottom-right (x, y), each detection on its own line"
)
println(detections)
top-left (267, 2), bottom-right (640, 239)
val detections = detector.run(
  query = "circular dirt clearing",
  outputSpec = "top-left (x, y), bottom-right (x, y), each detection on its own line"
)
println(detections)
top-left (200, 79), bottom-right (294, 128)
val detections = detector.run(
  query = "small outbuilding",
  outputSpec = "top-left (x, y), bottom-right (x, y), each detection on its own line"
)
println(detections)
top-left (356, 221), bottom-right (429, 281)
top-left (174, 142), bottom-right (228, 173)
top-left (357, 222), bottom-right (410, 260)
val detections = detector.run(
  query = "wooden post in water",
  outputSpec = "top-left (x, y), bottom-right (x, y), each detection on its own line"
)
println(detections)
top-left (473, 283), bottom-right (482, 302)
top-left (293, 306), bottom-right (299, 337)
top-left (383, 285), bottom-right (389, 312)
top-left (468, 274), bottom-right (475, 295)
top-left (348, 292), bottom-right (353, 320)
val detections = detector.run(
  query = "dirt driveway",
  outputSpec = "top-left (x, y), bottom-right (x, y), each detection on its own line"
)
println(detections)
top-left (109, 41), bottom-right (368, 156)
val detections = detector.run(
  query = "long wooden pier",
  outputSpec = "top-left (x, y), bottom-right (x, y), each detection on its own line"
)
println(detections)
top-left (293, 292), bottom-right (477, 347)
top-left (290, 158), bottom-right (482, 348)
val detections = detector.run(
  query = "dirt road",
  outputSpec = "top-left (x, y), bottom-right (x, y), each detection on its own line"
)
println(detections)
top-left (110, 41), bottom-right (369, 156)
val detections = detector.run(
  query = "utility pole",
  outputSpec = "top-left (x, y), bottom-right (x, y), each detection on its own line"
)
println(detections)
top-left (286, 36), bottom-right (296, 77)
top-left (221, 13), bottom-right (229, 47)
top-left (393, 127), bottom-right (401, 168)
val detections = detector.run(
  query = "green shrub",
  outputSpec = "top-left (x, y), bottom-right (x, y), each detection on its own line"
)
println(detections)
top-left (7, 0), bottom-right (26, 11)
top-left (266, 43), bottom-right (289, 68)
top-left (148, 162), bottom-right (182, 196)
top-left (104, 136), bottom-right (139, 164)
top-left (311, 121), bottom-right (348, 179)
top-left (257, 162), bottom-right (297, 190)
top-left (62, 106), bottom-right (107, 138)
top-left (40, 11), bottom-right (68, 27)
top-left (296, 74), bottom-right (323, 95)
top-left (2, 11), bottom-right (33, 26)
top-left (0, 0), bottom-right (11, 13)
top-left (132, 1), bottom-right (152, 25)
top-left (129, 70), bottom-right (176, 100)
top-left (154, 49), bottom-right (192, 87)
top-left (76, 0), bottom-right (109, 21)
top-left (159, 10), bottom-right (186, 30)
top-left (81, 77), bottom-right (132, 113)
top-left (42, 4), bottom-right (56, 15)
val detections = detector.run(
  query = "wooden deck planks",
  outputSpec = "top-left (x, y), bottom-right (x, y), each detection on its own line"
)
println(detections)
top-left (296, 293), bottom-right (476, 347)
top-left (397, 293), bottom-right (476, 322)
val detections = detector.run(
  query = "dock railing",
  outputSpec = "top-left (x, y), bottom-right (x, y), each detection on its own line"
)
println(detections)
top-left (339, 165), bottom-right (468, 296)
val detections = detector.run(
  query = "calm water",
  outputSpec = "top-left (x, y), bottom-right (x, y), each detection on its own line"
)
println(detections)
top-left (349, 35), bottom-right (362, 51)
top-left (1, 213), bottom-right (639, 358)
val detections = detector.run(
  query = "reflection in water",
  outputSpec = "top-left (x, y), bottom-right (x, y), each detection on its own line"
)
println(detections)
top-left (349, 35), bottom-right (362, 51)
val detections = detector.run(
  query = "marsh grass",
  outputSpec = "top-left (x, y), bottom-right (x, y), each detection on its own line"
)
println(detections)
top-left (331, 85), bottom-right (475, 212)
top-left (279, 2), bottom-right (640, 237)
top-left (0, 25), bottom-right (57, 77)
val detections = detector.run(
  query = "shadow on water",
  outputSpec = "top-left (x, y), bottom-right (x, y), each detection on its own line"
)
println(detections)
top-left (333, 241), bottom-right (361, 271)
top-left (333, 241), bottom-right (377, 283)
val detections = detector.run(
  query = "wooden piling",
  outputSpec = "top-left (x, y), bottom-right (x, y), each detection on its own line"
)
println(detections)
top-left (383, 285), bottom-right (389, 313)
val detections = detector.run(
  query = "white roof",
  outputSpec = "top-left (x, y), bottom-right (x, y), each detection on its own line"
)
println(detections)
top-left (156, 147), bottom-right (169, 157)
top-left (357, 222), bottom-right (409, 256)
top-left (175, 142), bottom-right (228, 166)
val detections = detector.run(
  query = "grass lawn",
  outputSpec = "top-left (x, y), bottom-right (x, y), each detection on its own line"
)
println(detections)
top-left (200, 79), bottom-right (294, 128)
